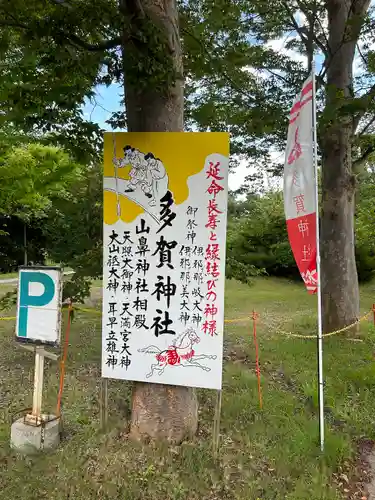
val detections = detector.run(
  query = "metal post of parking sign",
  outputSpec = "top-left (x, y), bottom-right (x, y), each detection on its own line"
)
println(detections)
top-left (15, 266), bottom-right (62, 426)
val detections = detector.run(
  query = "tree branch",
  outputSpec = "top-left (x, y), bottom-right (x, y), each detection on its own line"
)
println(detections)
top-left (0, 4), bottom-right (121, 53)
top-left (314, 14), bottom-right (331, 56)
top-left (309, 31), bottom-right (328, 56)
top-left (320, 0), bottom-right (370, 80)
top-left (356, 42), bottom-right (368, 67)
top-left (64, 33), bottom-right (121, 52)
top-left (264, 68), bottom-right (292, 86)
top-left (0, 15), bottom-right (121, 52)
top-left (124, 0), bottom-right (145, 18)
top-left (50, 0), bottom-right (73, 8)
top-left (353, 84), bottom-right (375, 131)
top-left (358, 115), bottom-right (375, 136)
top-left (181, 27), bottom-right (257, 103)
top-left (353, 144), bottom-right (375, 170)
top-left (294, 0), bottom-right (329, 56)
top-left (0, 20), bottom-right (29, 29)
top-left (281, 1), bottom-right (309, 52)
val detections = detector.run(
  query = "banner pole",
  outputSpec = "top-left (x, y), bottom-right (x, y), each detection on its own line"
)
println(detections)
top-left (311, 60), bottom-right (324, 452)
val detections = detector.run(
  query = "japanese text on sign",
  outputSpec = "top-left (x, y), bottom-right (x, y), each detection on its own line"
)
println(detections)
top-left (102, 132), bottom-right (229, 390)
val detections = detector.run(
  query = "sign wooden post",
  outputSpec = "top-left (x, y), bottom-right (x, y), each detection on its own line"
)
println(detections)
top-left (26, 346), bottom-right (45, 425)
top-left (16, 343), bottom-right (59, 425)
top-left (212, 389), bottom-right (222, 460)
top-left (11, 266), bottom-right (63, 453)
top-left (100, 378), bottom-right (109, 430)
top-left (19, 344), bottom-right (60, 426)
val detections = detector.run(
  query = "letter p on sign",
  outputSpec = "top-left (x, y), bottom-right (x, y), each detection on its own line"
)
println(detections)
top-left (16, 267), bottom-right (62, 345)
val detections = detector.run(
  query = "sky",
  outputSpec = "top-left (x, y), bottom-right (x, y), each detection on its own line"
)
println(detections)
top-left (82, 84), bottom-right (123, 130)
top-left (82, 78), bottom-right (283, 192)
top-left (83, 87), bottom-right (248, 191)
top-left (82, 56), bottom-right (320, 193)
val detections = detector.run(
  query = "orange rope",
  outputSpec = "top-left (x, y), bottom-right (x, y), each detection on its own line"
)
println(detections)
top-left (252, 311), bottom-right (262, 410)
top-left (56, 302), bottom-right (72, 416)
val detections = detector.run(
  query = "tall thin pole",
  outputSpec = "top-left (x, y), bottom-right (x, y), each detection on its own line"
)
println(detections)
top-left (23, 223), bottom-right (27, 266)
top-left (56, 302), bottom-right (73, 416)
top-left (311, 60), bottom-right (324, 452)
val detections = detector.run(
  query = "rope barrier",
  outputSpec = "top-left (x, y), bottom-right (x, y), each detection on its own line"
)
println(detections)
top-left (73, 306), bottom-right (101, 315)
top-left (73, 305), bottom-right (249, 323)
top-left (0, 305), bottom-right (373, 340)
top-left (0, 305), bottom-right (253, 325)
top-left (223, 317), bottom-right (249, 324)
top-left (261, 310), bottom-right (372, 339)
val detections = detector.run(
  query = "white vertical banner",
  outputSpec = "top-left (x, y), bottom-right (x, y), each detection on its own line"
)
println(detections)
top-left (284, 66), bottom-right (325, 452)
top-left (283, 74), bottom-right (318, 294)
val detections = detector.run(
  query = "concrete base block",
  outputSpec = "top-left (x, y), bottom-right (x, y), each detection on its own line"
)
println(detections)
top-left (10, 415), bottom-right (60, 454)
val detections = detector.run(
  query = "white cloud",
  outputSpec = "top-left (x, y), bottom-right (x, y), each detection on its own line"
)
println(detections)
top-left (266, 34), bottom-right (307, 66)
top-left (294, 10), bottom-right (307, 27)
top-left (229, 159), bottom-right (248, 191)
top-left (229, 150), bottom-right (284, 193)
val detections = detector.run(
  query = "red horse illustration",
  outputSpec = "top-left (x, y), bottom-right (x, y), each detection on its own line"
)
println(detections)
top-left (138, 328), bottom-right (217, 378)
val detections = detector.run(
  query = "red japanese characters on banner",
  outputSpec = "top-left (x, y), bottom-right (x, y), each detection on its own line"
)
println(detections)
top-left (283, 74), bottom-right (317, 293)
top-left (203, 161), bottom-right (224, 336)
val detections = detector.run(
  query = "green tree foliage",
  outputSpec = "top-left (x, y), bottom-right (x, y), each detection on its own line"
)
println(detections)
top-left (354, 168), bottom-right (375, 281)
top-left (0, 216), bottom-right (46, 272)
top-left (0, 136), bottom-right (82, 256)
top-left (227, 192), bottom-right (296, 281)
top-left (228, 178), bottom-right (375, 284)
top-left (0, 0), bottom-right (112, 161)
top-left (0, 142), bottom-right (82, 221)
top-left (226, 192), bottom-right (262, 283)
top-left (0, 135), bottom-right (86, 306)
top-left (180, 0), bottom-right (302, 170)
top-left (41, 162), bottom-right (103, 300)
top-left (180, 0), bottom-right (375, 331)
top-left (1, 2), bottom-right (374, 188)
top-left (1, 1), bottom-right (374, 178)
top-left (180, 0), bottom-right (375, 175)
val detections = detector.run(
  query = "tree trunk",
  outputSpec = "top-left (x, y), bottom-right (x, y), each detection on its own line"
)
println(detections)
top-left (320, 0), bottom-right (370, 333)
top-left (320, 124), bottom-right (359, 333)
top-left (119, 0), bottom-right (198, 443)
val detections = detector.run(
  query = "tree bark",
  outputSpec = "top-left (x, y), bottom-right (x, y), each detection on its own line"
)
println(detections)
top-left (119, 0), bottom-right (198, 443)
top-left (120, 0), bottom-right (183, 132)
top-left (320, 0), bottom-right (370, 333)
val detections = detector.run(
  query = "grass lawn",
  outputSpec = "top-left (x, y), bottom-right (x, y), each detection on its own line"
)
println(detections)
top-left (1, 277), bottom-right (375, 499)
top-left (0, 272), bottom-right (18, 280)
